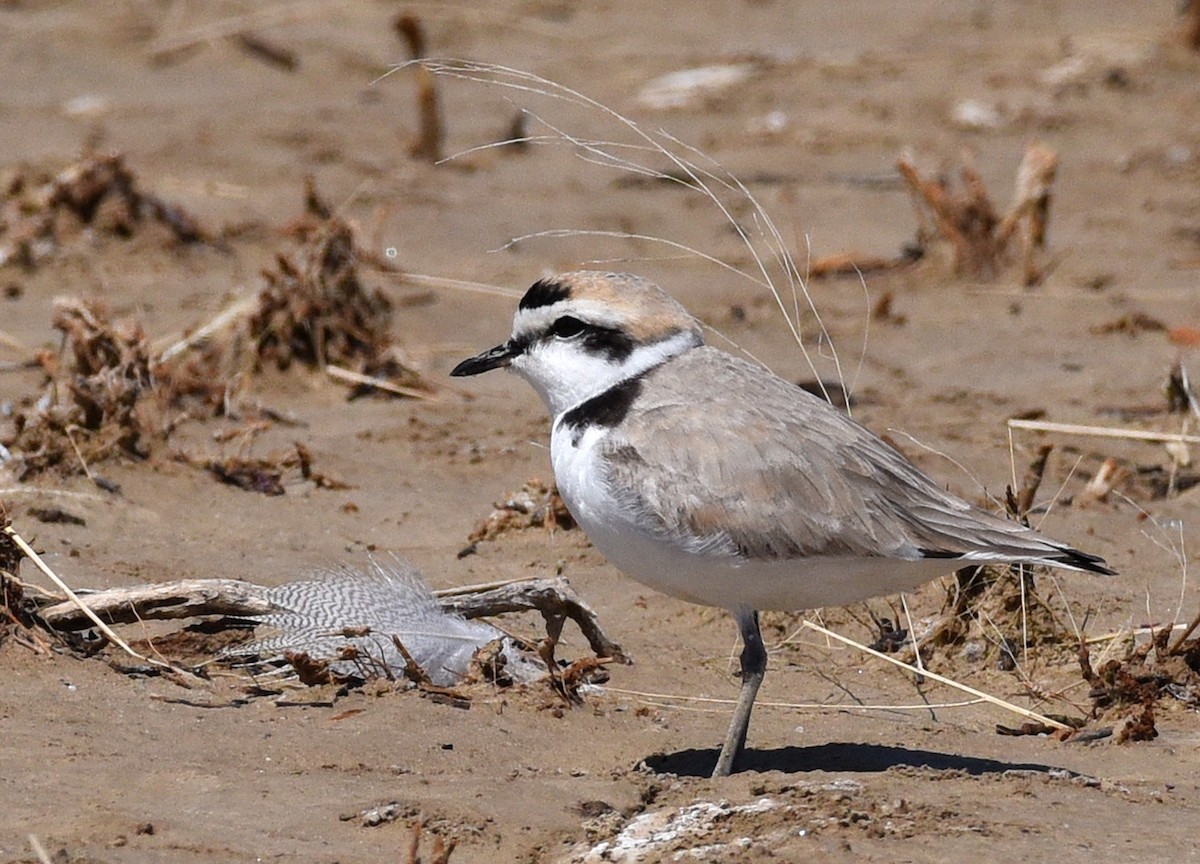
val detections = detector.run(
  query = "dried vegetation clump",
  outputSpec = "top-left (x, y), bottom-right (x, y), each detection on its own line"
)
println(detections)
top-left (0, 151), bottom-right (206, 269)
top-left (908, 446), bottom-right (1073, 669)
top-left (1070, 363), bottom-right (1200, 503)
top-left (899, 142), bottom-right (1058, 286)
top-left (924, 565), bottom-right (1072, 670)
top-left (1080, 620), bottom-right (1200, 743)
top-left (249, 184), bottom-right (430, 396)
top-left (810, 141), bottom-right (1059, 286)
top-left (0, 173), bottom-right (433, 487)
top-left (2, 298), bottom-right (154, 480)
top-left (0, 295), bottom-right (247, 484)
top-left (821, 441), bottom-right (1200, 745)
top-left (852, 559), bottom-right (1200, 745)
top-left (154, 340), bottom-right (232, 421)
top-left (190, 441), bottom-right (348, 496)
top-left (468, 479), bottom-right (576, 543)
top-left (252, 219), bottom-right (393, 371)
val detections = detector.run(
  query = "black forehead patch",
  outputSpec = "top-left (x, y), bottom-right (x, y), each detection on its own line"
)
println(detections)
top-left (518, 278), bottom-right (572, 311)
top-left (561, 374), bottom-right (643, 444)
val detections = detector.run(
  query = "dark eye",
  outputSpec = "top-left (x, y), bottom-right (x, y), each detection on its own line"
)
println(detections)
top-left (548, 316), bottom-right (587, 339)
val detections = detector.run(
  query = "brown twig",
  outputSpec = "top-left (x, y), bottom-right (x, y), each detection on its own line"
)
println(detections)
top-left (1183, 0), bottom-right (1200, 51)
top-left (395, 14), bottom-right (444, 163)
top-left (438, 577), bottom-right (625, 662)
top-left (233, 31), bottom-right (298, 71)
top-left (392, 635), bottom-right (472, 707)
top-left (1167, 608), bottom-right (1200, 656)
top-left (39, 578), bottom-right (275, 630)
top-left (808, 251), bottom-right (917, 278)
top-left (1012, 443), bottom-right (1053, 519)
top-left (403, 822), bottom-right (457, 864)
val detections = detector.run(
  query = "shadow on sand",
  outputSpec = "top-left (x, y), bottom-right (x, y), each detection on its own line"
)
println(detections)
top-left (642, 742), bottom-right (1071, 779)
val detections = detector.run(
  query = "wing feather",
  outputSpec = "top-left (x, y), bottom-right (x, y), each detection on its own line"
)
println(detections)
top-left (599, 347), bottom-right (1096, 568)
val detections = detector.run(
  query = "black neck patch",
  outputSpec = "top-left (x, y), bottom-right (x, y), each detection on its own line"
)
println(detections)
top-left (561, 374), bottom-right (644, 445)
top-left (519, 278), bottom-right (572, 311)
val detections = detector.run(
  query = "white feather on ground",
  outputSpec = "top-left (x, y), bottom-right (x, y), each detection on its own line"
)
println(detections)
top-left (226, 560), bottom-right (539, 686)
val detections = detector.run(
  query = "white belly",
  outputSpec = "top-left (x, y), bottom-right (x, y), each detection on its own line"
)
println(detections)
top-left (551, 425), bottom-right (956, 612)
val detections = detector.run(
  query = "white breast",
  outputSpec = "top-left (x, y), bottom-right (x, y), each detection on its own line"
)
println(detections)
top-left (550, 421), bottom-right (958, 612)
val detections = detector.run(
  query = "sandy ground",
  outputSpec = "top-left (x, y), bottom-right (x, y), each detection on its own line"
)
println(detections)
top-left (2, 1), bottom-right (1200, 862)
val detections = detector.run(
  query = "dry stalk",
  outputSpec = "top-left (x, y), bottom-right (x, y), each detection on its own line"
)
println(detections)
top-left (146, 1), bottom-right (326, 63)
top-left (155, 295), bottom-right (258, 363)
top-left (1184, 0), bottom-right (1200, 51)
top-left (995, 143), bottom-right (1058, 286)
top-left (3, 524), bottom-right (180, 672)
top-left (801, 618), bottom-right (1072, 730)
top-left (395, 14), bottom-right (444, 163)
top-left (27, 835), bottom-right (52, 864)
top-left (0, 329), bottom-right (31, 353)
top-left (1008, 418), bottom-right (1200, 445)
top-left (233, 31), bottom-right (298, 71)
top-left (387, 271), bottom-right (523, 301)
top-left (808, 250), bottom-right (919, 279)
top-left (1167, 608), bottom-right (1200, 655)
top-left (324, 364), bottom-right (437, 400)
top-left (1012, 443), bottom-right (1053, 519)
top-left (601, 685), bottom-right (986, 714)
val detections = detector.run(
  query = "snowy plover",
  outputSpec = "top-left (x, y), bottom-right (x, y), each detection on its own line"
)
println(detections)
top-left (452, 271), bottom-right (1114, 777)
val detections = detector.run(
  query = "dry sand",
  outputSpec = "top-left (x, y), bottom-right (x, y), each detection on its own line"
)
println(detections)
top-left (2, 2), bottom-right (1199, 862)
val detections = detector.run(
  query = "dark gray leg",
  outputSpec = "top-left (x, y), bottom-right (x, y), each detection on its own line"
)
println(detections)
top-left (712, 607), bottom-right (766, 778)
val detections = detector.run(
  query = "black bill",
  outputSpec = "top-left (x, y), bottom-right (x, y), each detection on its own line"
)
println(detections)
top-left (450, 341), bottom-right (521, 377)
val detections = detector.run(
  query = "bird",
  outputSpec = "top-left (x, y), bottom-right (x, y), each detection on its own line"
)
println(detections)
top-left (451, 270), bottom-right (1114, 777)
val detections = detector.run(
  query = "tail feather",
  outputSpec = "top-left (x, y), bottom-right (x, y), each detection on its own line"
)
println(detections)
top-left (918, 541), bottom-right (1115, 576)
top-left (1046, 545), bottom-right (1116, 576)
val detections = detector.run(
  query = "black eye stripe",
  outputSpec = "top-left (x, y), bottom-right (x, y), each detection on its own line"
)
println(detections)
top-left (581, 326), bottom-right (635, 362)
top-left (541, 319), bottom-right (634, 362)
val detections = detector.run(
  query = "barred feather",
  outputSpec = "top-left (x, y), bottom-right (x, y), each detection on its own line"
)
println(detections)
top-left (226, 560), bottom-right (532, 686)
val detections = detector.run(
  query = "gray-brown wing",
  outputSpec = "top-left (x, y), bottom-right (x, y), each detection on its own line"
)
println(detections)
top-left (601, 347), bottom-right (1102, 568)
